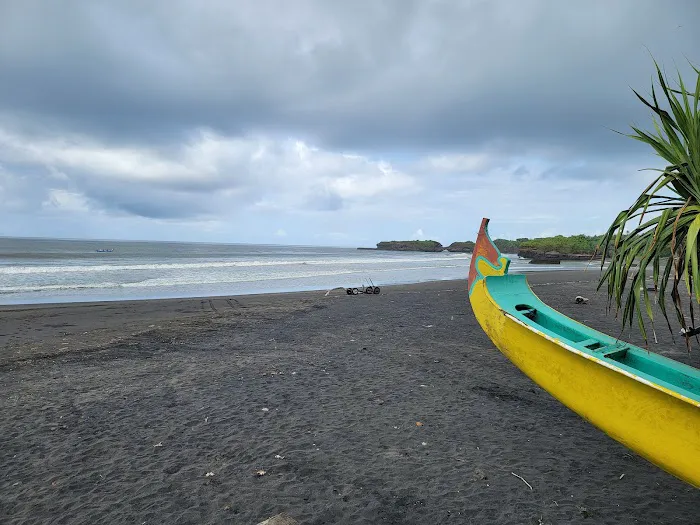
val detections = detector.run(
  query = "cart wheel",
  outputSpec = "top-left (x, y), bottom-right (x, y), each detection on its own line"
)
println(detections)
top-left (346, 288), bottom-right (353, 295)
top-left (365, 286), bottom-right (373, 294)
top-left (373, 286), bottom-right (381, 294)
top-left (352, 288), bottom-right (359, 295)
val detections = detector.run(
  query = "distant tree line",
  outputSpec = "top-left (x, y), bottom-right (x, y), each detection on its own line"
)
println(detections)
top-left (492, 238), bottom-right (522, 254)
top-left (517, 234), bottom-right (603, 255)
top-left (374, 234), bottom-right (608, 255)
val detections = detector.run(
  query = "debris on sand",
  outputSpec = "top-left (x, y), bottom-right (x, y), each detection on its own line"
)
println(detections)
top-left (511, 472), bottom-right (533, 490)
top-left (256, 512), bottom-right (298, 525)
top-left (575, 296), bottom-right (589, 304)
top-left (473, 468), bottom-right (488, 481)
top-left (680, 326), bottom-right (700, 337)
top-left (254, 469), bottom-right (267, 477)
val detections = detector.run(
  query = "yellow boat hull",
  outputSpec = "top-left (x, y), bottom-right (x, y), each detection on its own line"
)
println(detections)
top-left (468, 218), bottom-right (700, 487)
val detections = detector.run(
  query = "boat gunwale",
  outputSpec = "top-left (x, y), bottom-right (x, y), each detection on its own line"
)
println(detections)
top-left (482, 275), bottom-right (700, 407)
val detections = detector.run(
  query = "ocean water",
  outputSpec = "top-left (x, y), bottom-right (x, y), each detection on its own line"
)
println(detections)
top-left (0, 237), bottom-right (593, 305)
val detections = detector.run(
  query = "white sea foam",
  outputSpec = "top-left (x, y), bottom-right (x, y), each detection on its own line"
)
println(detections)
top-left (0, 262), bottom-right (475, 294)
top-left (0, 254), bottom-right (471, 275)
top-left (0, 282), bottom-right (123, 293)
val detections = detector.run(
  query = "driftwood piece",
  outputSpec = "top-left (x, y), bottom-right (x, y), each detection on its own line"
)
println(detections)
top-left (257, 513), bottom-right (299, 525)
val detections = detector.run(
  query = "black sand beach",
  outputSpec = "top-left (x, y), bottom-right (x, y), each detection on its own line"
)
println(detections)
top-left (1, 270), bottom-right (699, 524)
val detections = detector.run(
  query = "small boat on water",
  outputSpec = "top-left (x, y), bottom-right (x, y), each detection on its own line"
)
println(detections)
top-left (468, 218), bottom-right (700, 487)
top-left (95, 249), bottom-right (114, 253)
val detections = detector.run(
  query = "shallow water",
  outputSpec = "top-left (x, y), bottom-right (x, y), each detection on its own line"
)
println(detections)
top-left (0, 237), bottom-right (595, 304)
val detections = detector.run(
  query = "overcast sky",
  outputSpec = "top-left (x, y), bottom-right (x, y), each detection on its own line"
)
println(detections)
top-left (0, 0), bottom-right (698, 246)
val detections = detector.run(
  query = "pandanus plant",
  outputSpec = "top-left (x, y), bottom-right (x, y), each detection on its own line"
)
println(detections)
top-left (598, 60), bottom-right (700, 345)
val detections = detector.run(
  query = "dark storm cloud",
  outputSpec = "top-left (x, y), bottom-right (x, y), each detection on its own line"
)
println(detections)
top-left (1, 0), bottom-right (698, 157)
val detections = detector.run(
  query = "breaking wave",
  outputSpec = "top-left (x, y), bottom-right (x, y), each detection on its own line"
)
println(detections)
top-left (0, 254), bottom-right (470, 275)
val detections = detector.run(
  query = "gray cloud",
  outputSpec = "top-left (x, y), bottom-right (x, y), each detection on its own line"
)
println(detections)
top-left (1, 0), bottom-right (698, 155)
top-left (305, 187), bottom-right (344, 212)
top-left (0, 0), bottom-right (698, 243)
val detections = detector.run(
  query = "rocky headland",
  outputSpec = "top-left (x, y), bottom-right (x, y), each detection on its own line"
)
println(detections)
top-left (368, 240), bottom-right (478, 253)
top-left (364, 239), bottom-right (602, 263)
top-left (375, 240), bottom-right (444, 252)
top-left (518, 248), bottom-right (601, 264)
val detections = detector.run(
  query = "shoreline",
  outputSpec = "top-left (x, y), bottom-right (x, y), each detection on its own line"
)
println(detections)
top-left (0, 266), bottom-right (594, 308)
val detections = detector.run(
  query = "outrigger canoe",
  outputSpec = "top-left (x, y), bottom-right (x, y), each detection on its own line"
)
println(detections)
top-left (468, 218), bottom-right (700, 487)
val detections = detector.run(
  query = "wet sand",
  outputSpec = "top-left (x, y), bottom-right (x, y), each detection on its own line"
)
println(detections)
top-left (1, 270), bottom-right (699, 524)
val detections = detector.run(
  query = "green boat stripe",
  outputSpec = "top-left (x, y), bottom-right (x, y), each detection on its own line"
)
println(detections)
top-left (484, 274), bottom-right (700, 405)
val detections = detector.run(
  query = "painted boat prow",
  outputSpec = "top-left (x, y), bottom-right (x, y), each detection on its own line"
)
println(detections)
top-left (468, 218), bottom-right (700, 487)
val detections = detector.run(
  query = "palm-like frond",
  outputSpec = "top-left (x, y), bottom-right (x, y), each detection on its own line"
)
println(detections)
top-left (598, 60), bottom-right (700, 345)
